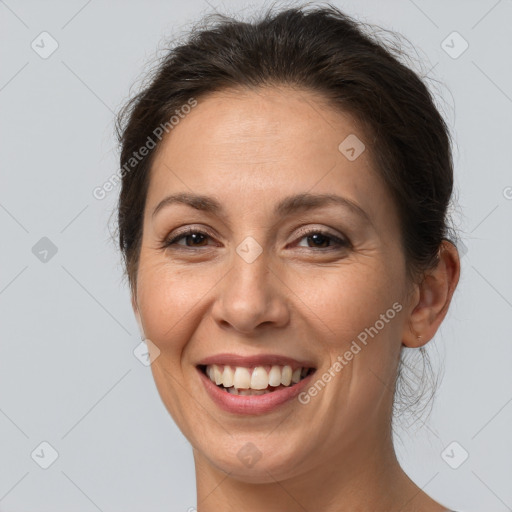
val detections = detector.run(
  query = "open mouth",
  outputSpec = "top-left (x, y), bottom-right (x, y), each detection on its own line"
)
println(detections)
top-left (198, 364), bottom-right (316, 396)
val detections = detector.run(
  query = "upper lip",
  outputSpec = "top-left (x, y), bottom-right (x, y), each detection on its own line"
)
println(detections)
top-left (196, 353), bottom-right (317, 369)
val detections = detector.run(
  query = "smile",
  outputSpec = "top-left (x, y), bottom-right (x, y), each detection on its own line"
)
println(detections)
top-left (196, 354), bottom-right (317, 414)
top-left (199, 364), bottom-right (315, 395)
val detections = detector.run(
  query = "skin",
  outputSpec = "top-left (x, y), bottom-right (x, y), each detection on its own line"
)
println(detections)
top-left (131, 85), bottom-right (460, 511)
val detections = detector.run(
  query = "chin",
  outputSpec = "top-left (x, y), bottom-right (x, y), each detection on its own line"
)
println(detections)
top-left (194, 433), bottom-right (311, 483)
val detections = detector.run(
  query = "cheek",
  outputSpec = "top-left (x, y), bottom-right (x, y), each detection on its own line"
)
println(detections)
top-left (311, 262), bottom-right (405, 406)
top-left (306, 259), bottom-right (404, 342)
top-left (135, 257), bottom-right (213, 352)
top-left (307, 258), bottom-right (406, 406)
top-left (135, 257), bottom-right (213, 426)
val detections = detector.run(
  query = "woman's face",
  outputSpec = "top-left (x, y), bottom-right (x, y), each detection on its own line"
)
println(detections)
top-left (133, 86), bottom-right (412, 481)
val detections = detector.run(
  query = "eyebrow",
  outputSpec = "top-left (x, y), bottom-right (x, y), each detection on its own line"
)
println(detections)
top-left (151, 191), bottom-right (371, 224)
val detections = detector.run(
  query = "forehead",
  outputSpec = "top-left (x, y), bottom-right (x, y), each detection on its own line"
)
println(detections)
top-left (154, 86), bottom-right (365, 167)
top-left (146, 86), bottom-right (394, 226)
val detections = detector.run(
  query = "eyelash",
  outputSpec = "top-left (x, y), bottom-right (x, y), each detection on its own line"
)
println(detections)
top-left (161, 227), bottom-right (350, 252)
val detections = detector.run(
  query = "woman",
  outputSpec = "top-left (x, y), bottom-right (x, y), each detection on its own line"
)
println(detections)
top-left (115, 4), bottom-right (461, 510)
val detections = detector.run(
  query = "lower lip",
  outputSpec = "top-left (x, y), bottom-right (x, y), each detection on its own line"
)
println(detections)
top-left (197, 367), bottom-right (315, 415)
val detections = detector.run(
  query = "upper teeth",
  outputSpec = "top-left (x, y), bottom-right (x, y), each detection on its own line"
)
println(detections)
top-left (205, 364), bottom-right (309, 390)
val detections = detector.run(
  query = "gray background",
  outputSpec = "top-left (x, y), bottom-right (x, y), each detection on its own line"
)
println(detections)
top-left (1, 0), bottom-right (511, 510)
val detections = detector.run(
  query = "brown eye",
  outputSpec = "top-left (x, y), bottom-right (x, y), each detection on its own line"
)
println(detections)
top-left (295, 230), bottom-right (349, 250)
top-left (163, 229), bottom-right (213, 248)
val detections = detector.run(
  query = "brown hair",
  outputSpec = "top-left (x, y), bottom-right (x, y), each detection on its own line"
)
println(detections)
top-left (115, 2), bottom-right (457, 421)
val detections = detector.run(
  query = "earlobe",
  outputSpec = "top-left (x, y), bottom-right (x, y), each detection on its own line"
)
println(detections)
top-left (402, 240), bottom-right (460, 348)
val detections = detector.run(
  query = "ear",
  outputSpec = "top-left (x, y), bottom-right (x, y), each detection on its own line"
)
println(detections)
top-left (402, 240), bottom-right (460, 348)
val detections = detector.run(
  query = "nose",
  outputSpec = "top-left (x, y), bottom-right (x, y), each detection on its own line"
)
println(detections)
top-left (210, 247), bottom-right (290, 334)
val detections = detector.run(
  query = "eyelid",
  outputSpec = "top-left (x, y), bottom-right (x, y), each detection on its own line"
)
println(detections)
top-left (162, 224), bottom-right (351, 251)
top-left (163, 225), bottom-right (218, 247)
top-left (292, 224), bottom-right (348, 243)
